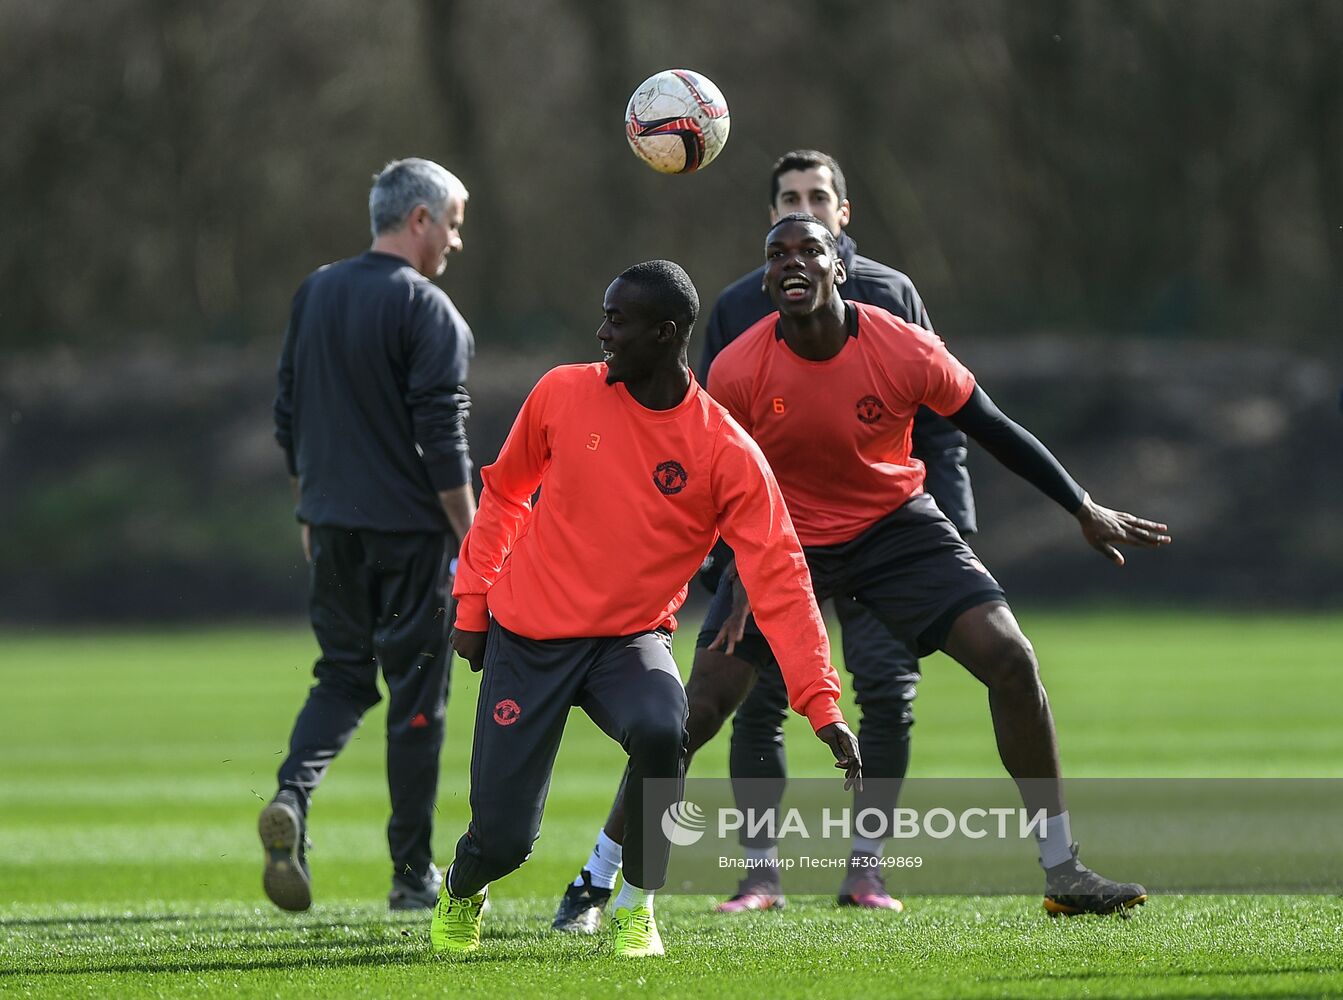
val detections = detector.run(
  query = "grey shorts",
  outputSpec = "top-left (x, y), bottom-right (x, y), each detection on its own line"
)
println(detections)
top-left (698, 492), bottom-right (1005, 663)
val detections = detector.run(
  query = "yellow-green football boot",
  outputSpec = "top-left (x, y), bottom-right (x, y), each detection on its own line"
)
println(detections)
top-left (612, 903), bottom-right (664, 958)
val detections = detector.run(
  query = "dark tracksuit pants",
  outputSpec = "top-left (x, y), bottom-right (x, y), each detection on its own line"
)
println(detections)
top-left (277, 525), bottom-right (453, 883)
top-left (728, 596), bottom-right (920, 843)
top-left (449, 622), bottom-right (688, 897)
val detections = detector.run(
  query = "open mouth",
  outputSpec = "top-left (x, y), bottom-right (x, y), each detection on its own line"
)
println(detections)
top-left (780, 276), bottom-right (810, 301)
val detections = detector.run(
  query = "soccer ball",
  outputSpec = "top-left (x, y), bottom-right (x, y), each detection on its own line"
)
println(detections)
top-left (625, 69), bottom-right (730, 174)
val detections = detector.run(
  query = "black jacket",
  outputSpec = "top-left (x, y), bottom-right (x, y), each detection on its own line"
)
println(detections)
top-left (697, 232), bottom-right (976, 534)
top-left (274, 251), bottom-right (474, 532)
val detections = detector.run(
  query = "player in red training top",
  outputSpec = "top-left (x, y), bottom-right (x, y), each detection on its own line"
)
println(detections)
top-left (576, 216), bottom-right (1171, 921)
top-left (712, 215), bottom-right (1171, 914)
top-left (428, 259), bottom-right (860, 959)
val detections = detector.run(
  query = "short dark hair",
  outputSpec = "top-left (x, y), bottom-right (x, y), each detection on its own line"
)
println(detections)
top-left (766, 213), bottom-right (840, 257)
top-left (769, 149), bottom-right (847, 206)
top-left (368, 158), bottom-right (467, 237)
top-left (616, 260), bottom-right (700, 338)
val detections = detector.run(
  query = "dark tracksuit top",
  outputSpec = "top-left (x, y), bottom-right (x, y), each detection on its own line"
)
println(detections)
top-left (274, 250), bottom-right (474, 533)
top-left (698, 231), bottom-right (976, 534)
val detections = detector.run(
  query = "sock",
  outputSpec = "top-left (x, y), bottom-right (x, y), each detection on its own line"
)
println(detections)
top-left (852, 837), bottom-right (884, 859)
top-left (275, 785), bottom-right (309, 816)
top-left (574, 829), bottom-right (623, 890)
top-left (1036, 811), bottom-right (1074, 869)
top-left (445, 863), bottom-right (486, 900)
top-left (612, 880), bottom-right (654, 914)
top-left (743, 843), bottom-right (779, 867)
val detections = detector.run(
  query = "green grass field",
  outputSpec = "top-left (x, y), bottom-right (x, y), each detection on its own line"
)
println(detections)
top-left (3, 611), bottom-right (1342, 998)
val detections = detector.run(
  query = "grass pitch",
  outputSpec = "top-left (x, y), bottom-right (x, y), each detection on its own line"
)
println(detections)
top-left (2, 611), bottom-right (1342, 998)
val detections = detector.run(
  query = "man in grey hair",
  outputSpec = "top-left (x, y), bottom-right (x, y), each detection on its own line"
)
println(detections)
top-left (262, 158), bottom-right (477, 912)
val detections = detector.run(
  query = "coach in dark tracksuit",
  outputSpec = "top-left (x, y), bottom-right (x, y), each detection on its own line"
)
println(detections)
top-left (261, 158), bottom-right (477, 914)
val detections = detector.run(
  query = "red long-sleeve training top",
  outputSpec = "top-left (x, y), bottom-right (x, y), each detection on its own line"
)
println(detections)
top-left (453, 363), bottom-right (844, 732)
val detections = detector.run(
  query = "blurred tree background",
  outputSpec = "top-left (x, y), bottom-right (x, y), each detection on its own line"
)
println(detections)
top-left (1, 0), bottom-right (1339, 621)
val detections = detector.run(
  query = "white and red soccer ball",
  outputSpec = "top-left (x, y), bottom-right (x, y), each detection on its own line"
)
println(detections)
top-left (625, 69), bottom-right (730, 174)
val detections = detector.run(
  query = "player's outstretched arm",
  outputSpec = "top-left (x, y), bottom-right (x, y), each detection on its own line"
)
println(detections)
top-left (947, 386), bottom-right (1172, 564)
top-left (1073, 494), bottom-right (1171, 566)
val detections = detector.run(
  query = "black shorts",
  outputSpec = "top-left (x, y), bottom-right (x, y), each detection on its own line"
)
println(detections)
top-left (698, 492), bottom-right (1005, 664)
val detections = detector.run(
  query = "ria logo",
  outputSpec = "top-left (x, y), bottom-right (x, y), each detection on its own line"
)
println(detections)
top-left (653, 460), bottom-right (688, 495)
top-left (660, 800), bottom-right (707, 846)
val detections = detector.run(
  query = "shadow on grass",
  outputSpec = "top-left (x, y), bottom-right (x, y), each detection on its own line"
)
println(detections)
top-left (988, 966), bottom-right (1340, 983)
top-left (0, 946), bottom-right (417, 977)
top-left (0, 914), bottom-right (604, 976)
top-left (1, 937), bottom-right (608, 977)
top-left (0, 914), bottom-right (208, 929)
top-left (0, 909), bottom-right (415, 931)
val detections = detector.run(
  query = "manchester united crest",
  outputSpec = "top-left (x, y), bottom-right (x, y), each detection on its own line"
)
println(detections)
top-left (856, 395), bottom-right (884, 424)
top-left (653, 460), bottom-right (688, 495)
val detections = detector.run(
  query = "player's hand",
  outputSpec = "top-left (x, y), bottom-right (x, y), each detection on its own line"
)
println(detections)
top-left (816, 721), bottom-right (863, 791)
top-left (707, 565), bottom-right (751, 655)
top-left (299, 523), bottom-right (311, 563)
top-left (1074, 494), bottom-right (1171, 566)
top-left (451, 627), bottom-right (488, 672)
